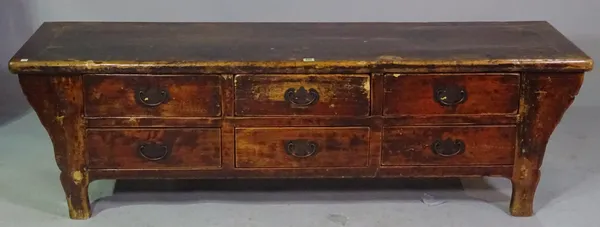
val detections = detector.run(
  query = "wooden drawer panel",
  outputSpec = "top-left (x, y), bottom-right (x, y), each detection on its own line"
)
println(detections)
top-left (87, 128), bottom-right (221, 169)
top-left (84, 75), bottom-right (221, 117)
top-left (234, 74), bottom-right (370, 116)
top-left (235, 127), bottom-right (370, 168)
top-left (383, 73), bottom-right (519, 115)
top-left (382, 126), bottom-right (515, 166)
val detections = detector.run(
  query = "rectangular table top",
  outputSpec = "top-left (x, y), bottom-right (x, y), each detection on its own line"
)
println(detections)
top-left (8, 21), bottom-right (593, 74)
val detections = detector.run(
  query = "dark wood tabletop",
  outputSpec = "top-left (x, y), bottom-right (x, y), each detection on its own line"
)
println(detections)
top-left (8, 21), bottom-right (593, 74)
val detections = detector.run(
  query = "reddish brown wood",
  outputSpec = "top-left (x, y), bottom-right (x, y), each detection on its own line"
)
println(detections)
top-left (383, 73), bottom-right (520, 115)
top-left (9, 22), bottom-right (592, 75)
top-left (10, 22), bottom-right (593, 219)
top-left (19, 74), bottom-right (91, 219)
top-left (234, 74), bottom-right (370, 116)
top-left (85, 115), bottom-right (517, 128)
top-left (220, 74), bottom-right (235, 170)
top-left (86, 117), bottom-right (222, 128)
top-left (88, 165), bottom-right (513, 179)
top-left (382, 126), bottom-right (516, 166)
top-left (83, 74), bottom-right (222, 117)
top-left (382, 115), bottom-right (517, 125)
top-left (87, 129), bottom-right (221, 169)
top-left (510, 73), bottom-right (584, 217)
top-left (235, 127), bottom-right (370, 168)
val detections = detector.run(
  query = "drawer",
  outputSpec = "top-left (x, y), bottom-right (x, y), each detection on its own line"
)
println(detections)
top-left (234, 74), bottom-right (370, 116)
top-left (235, 127), bottom-right (370, 168)
top-left (84, 74), bottom-right (221, 117)
top-left (382, 126), bottom-right (515, 166)
top-left (383, 73), bottom-right (519, 115)
top-left (87, 128), bottom-right (221, 169)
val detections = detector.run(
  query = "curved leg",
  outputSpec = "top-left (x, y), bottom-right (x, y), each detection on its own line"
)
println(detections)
top-left (60, 171), bottom-right (91, 219)
top-left (510, 169), bottom-right (540, 216)
top-left (510, 73), bottom-right (583, 216)
top-left (20, 75), bottom-right (91, 219)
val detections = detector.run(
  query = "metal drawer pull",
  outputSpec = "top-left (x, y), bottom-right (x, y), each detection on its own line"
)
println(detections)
top-left (431, 138), bottom-right (465, 157)
top-left (285, 139), bottom-right (318, 158)
top-left (434, 85), bottom-right (467, 106)
top-left (284, 86), bottom-right (319, 106)
top-left (135, 87), bottom-right (169, 107)
top-left (138, 142), bottom-right (171, 161)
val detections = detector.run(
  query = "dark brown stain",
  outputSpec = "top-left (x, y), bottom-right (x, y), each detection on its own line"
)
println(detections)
top-left (383, 73), bottom-right (520, 115)
top-left (382, 126), bottom-right (516, 166)
top-left (19, 74), bottom-right (91, 219)
top-left (234, 74), bottom-right (370, 116)
top-left (10, 22), bottom-right (593, 220)
top-left (86, 128), bottom-right (221, 169)
top-left (83, 74), bottom-right (222, 117)
top-left (235, 127), bottom-right (369, 168)
top-left (8, 22), bottom-right (593, 74)
top-left (510, 72), bottom-right (584, 217)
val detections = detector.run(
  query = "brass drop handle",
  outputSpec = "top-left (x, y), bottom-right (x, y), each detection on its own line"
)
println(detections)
top-left (431, 138), bottom-right (465, 157)
top-left (434, 85), bottom-right (467, 106)
top-left (285, 139), bottom-right (318, 158)
top-left (135, 87), bottom-right (169, 107)
top-left (138, 142), bottom-right (170, 161)
top-left (284, 86), bottom-right (319, 106)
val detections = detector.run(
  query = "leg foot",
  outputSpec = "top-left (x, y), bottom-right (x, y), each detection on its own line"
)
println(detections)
top-left (60, 171), bottom-right (91, 220)
top-left (509, 169), bottom-right (540, 217)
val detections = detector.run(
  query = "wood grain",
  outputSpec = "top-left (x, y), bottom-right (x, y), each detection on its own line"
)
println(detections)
top-left (510, 73), bottom-right (584, 216)
top-left (89, 165), bottom-right (514, 179)
top-left (19, 74), bottom-right (91, 219)
top-left (235, 127), bottom-right (370, 168)
top-left (84, 74), bottom-right (221, 117)
top-left (382, 126), bottom-right (516, 166)
top-left (9, 22), bottom-right (592, 74)
top-left (87, 129), bottom-right (221, 169)
top-left (383, 73), bottom-right (520, 115)
top-left (10, 21), bottom-right (592, 219)
top-left (234, 74), bottom-right (370, 116)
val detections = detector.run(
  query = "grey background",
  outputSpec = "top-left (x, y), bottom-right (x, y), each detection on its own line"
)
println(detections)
top-left (1, 1), bottom-right (600, 226)
top-left (1, 0), bottom-right (599, 122)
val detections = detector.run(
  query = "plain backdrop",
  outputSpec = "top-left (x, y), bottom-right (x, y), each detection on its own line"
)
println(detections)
top-left (1, 1), bottom-right (599, 226)
top-left (1, 0), bottom-right (598, 124)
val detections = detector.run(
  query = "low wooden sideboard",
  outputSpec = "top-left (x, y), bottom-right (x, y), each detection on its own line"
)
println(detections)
top-left (8, 21), bottom-right (593, 219)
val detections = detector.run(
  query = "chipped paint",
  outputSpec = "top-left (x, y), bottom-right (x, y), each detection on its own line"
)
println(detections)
top-left (55, 115), bottom-right (65, 124)
top-left (127, 117), bottom-right (138, 125)
top-left (67, 195), bottom-right (89, 219)
top-left (520, 164), bottom-right (528, 179)
top-left (72, 171), bottom-right (83, 184)
top-left (362, 79), bottom-right (370, 97)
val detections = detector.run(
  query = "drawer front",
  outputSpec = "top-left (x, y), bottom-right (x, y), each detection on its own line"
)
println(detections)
top-left (235, 74), bottom-right (370, 116)
top-left (87, 128), bottom-right (221, 169)
top-left (383, 73), bottom-right (519, 115)
top-left (382, 126), bottom-right (515, 166)
top-left (235, 127), bottom-right (370, 168)
top-left (84, 75), bottom-right (221, 117)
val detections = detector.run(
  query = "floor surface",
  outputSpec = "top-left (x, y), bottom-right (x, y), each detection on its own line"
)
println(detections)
top-left (0, 106), bottom-right (598, 227)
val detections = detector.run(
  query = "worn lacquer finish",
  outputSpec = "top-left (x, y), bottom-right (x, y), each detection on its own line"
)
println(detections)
top-left (84, 74), bottom-right (221, 117)
top-left (8, 22), bottom-right (592, 74)
top-left (384, 73), bottom-right (520, 115)
top-left (509, 73), bottom-right (584, 216)
top-left (86, 128), bottom-right (221, 169)
top-left (9, 21), bottom-right (593, 219)
top-left (234, 74), bottom-right (370, 116)
top-left (382, 126), bottom-right (516, 166)
top-left (19, 75), bottom-right (91, 219)
top-left (235, 127), bottom-right (370, 168)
